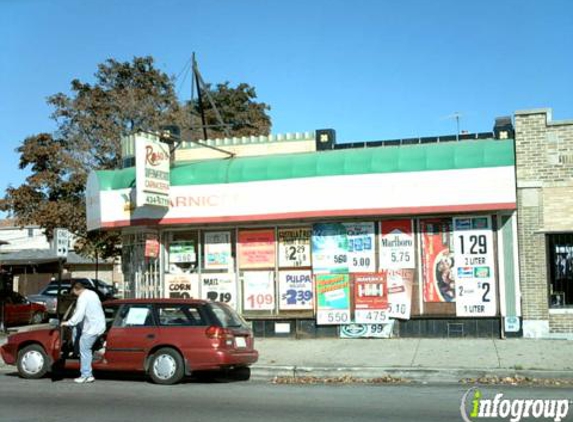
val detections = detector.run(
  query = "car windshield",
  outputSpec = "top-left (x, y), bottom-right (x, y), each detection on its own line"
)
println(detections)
top-left (208, 303), bottom-right (247, 328)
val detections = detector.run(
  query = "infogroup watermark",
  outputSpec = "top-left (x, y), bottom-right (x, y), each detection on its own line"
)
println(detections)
top-left (460, 388), bottom-right (571, 422)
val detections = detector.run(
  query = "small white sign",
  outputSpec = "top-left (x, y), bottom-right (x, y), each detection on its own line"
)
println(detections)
top-left (54, 228), bottom-right (69, 258)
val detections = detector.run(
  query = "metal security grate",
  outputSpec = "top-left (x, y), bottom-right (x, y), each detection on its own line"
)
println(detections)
top-left (547, 234), bottom-right (573, 308)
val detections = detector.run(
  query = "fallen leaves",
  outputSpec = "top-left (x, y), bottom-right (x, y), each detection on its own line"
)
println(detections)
top-left (460, 375), bottom-right (573, 386)
top-left (271, 375), bottom-right (410, 385)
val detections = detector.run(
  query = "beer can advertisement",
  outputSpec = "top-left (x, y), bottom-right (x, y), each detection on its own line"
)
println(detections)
top-left (420, 218), bottom-right (455, 303)
top-left (164, 273), bottom-right (199, 299)
top-left (353, 273), bottom-right (389, 324)
top-left (238, 229), bottom-right (276, 269)
top-left (379, 219), bottom-right (415, 269)
top-left (453, 216), bottom-right (497, 317)
top-left (201, 273), bottom-right (237, 309)
top-left (312, 223), bottom-right (348, 274)
top-left (242, 271), bottom-right (275, 311)
top-left (279, 270), bottom-right (313, 310)
top-left (315, 274), bottom-right (351, 325)
top-left (277, 227), bottom-right (312, 268)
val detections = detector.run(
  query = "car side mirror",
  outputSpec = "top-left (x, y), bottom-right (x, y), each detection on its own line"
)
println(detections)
top-left (48, 318), bottom-right (60, 328)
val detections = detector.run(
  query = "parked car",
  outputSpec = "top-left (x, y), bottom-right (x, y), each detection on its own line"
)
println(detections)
top-left (0, 299), bottom-right (258, 385)
top-left (27, 278), bottom-right (117, 315)
top-left (1, 291), bottom-right (47, 326)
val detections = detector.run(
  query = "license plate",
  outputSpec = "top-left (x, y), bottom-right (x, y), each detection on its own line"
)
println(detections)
top-left (235, 336), bottom-right (247, 348)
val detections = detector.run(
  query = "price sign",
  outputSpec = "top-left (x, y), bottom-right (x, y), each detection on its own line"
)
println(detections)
top-left (355, 310), bottom-right (389, 324)
top-left (317, 310), bottom-right (351, 325)
top-left (453, 216), bottom-right (497, 317)
top-left (340, 323), bottom-right (394, 339)
top-left (315, 274), bottom-right (351, 325)
top-left (279, 270), bottom-right (313, 310)
top-left (379, 220), bottom-right (415, 269)
top-left (344, 222), bottom-right (376, 273)
top-left (243, 271), bottom-right (275, 311)
top-left (164, 274), bottom-right (199, 299)
top-left (353, 273), bottom-right (388, 323)
top-left (278, 228), bottom-right (311, 268)
top-left (201, 273), bottom-right (237, 309)
top-left (385, 269), bottom-right (415, 320)
top-left (169, 241), bottom-right (196, 263)
top-left (238, 229), bottom-right (276, 269)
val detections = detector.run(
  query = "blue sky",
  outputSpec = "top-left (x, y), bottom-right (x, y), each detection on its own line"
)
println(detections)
top-left (1, 0), bottom-right (572, 196)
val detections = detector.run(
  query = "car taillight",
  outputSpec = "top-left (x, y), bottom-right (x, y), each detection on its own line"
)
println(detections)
top-left (205, 326), bottom-right (233, 339)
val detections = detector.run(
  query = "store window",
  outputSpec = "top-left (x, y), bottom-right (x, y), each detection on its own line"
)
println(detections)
top-left (547, 233), bottom-right (573, 308)
top-left (163, 230), bottom-right (200, 300)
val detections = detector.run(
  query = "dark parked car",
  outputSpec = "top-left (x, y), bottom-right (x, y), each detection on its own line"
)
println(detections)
top-left (27, 278), bottom-right (117, 315)
top-left (1, 292), bottom-right (47, 326)
top-left (1, 299), bottom-right (258, 385)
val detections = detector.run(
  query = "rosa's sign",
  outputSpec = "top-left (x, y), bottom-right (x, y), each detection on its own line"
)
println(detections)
top-left (135, 133), bottom-right (170, 208)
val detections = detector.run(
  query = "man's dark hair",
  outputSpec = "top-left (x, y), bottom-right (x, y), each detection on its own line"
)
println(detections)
top-left (71, 280), bottom-right (86, 291)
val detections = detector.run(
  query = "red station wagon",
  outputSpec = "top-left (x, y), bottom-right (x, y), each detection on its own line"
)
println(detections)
top-left (0, 299), bottom-right (258, 385)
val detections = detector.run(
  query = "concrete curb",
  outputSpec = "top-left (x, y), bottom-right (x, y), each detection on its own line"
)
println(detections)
top-left (251, 365), bottom-right (573, 384)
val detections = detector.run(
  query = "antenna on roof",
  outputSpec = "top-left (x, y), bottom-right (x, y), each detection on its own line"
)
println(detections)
top-left (444, 112), bottom-right (464, 141)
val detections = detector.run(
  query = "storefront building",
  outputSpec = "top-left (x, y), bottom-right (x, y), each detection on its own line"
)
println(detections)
top-left (515, 109), bottom-right (573, 339)
top-left (86, 127), bottom-right (520, 338)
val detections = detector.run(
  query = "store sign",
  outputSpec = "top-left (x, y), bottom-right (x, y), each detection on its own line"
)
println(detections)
top-left (386, 269), bottom-right (415, 320)
top-left (201, 273), bottom-right (237, 309)
top-left (278, 228), bottom-right (311, 268)
top-left (379, 219), bottom-right (415, 269)
top-left (345, 222), bottom-right (376, 273)
top-left (169, 241), bottom-right (196, 263)
top-left (420, 218), bottom-right (455, 303)
top-left (243, 271), bottom-right (275, 311)
top-left (278, 270), bottom-right (313, 310)
top-left (144, 233), bottom-right (160, 259)
top-left (312, 223), bottom-right (348, 274)
top-left (164, 273), bottom-right (199, 299)
top-left (453, 216), bottom-right (497, 317)
top-left (353, 273), bottom-right (389, 324)
top-left (238, 229), bottom-right (276, 269)
top-left (135, 134), bottom-right (170, 208)
top-left (315, 274), bottom-right (351, 325)
top-left (204, 231), bottom-right (232, 270)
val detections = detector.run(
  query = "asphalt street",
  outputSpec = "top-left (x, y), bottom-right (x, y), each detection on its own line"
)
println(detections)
top-left (0, 371), bottom-right (572, 422)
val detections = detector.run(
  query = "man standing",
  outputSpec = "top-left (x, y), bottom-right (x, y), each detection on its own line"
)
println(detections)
top-left (62, 280), bottom-right (105, 384)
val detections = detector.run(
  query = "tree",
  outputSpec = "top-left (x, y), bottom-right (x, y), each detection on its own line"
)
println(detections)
top-left (1, 56), bottom-right (272, 258)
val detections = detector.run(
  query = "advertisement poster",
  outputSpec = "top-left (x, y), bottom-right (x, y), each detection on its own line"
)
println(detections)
top-left (201, 273), bottom-right (237, 309)
top-left (164, 273), bottom-right (199, 299)
top-left (278, 227), bottom-right (312, 268)
top-left (312, 223), bottom-right (349, 274)
top-left (242, 271), bottom-right (275, 311)
top-left (278, 270), bottom-right (313, 310)
top-left (353, 273), bottom-right (389, 324)
top-left (421, 218), bottom-right (455, 303)
top-left (339, 322), bottom-right (395, 339)
top-left (169, 241), bottom-right (196, 263)
top-left (344, 222), bottom-right (376, 273)
top-left (204, 231), bottom-right (232, 270)
top-left (453, 216), bottom-right (497, 317)
top-left (386, 269), bottom-right (415, 320)
top-left (315, 274), bottom-right (351, 324)
top-left (238, 229), bottom-right (276, 269)
top-left (379, 219), bottom-right (415, 269)
top-left (144, 233), bottom-right (160, 259)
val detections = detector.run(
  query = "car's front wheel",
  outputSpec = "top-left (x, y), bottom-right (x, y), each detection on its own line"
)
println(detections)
top-left (148, 348), bottom-right (185, 385)
top-left (17, 344), bottom-right (50, 379)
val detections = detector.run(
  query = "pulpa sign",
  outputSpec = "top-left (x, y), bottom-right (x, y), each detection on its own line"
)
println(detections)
top-left (460, 388), bottom-right (570, 422)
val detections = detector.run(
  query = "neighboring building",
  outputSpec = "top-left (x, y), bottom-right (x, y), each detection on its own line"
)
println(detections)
top-left (514, 109), bottom-right (573, 339)
top-left (0, 220), bottom-right (50, 252)
top-left (86, 127), bottom-right (520, 338)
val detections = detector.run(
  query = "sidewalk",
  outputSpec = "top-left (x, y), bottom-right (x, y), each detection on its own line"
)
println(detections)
top-left (2, 334), bottom-right (573, 383)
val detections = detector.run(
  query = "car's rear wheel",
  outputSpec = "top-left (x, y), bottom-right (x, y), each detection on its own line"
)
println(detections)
top-left (148, 348), bottom-right (185, 385)
top-left (17, 344), bottom-right (50, 379)
top-left (29, 311), bottom-right (45, 325)
top-left (229, 366), bottom-right (251, 381)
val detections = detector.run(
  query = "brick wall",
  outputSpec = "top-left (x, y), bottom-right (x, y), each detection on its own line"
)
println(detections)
top-left (515, 109), bottom-right (573, 337)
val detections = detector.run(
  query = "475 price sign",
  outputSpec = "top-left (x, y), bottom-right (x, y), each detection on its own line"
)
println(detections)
top-left (453, 216), bottom-right (497, 317)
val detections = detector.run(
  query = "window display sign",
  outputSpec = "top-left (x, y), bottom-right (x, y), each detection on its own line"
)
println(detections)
top-left (344, 222), bottom-right (376, 273)
top-left (315, 274), bottom-right (351, 325)
top-left (421, 218), bottom-right (455, 303)
top-left (278, 270), bottom-right (313, 310)
top-left (144, 233), bottom-right (160, 259)
top-left (201, 273), bottom-right (237, 309)
top-left (353, 273), bottom-right (388, 324)
top-left (453, 216), bottom-right (497, 317)
top-left (278, 228), bottom-right (311, 268)
top-left (238, 229), bottom-right (276, 269)
top-left (312, 223), bottom-right (349, 274)
top-left (204, 231), bottom-right (232, 270)
top-left (164, 273), bottom-right (199, 299)
top-left (386, 269), bottom-right (415, 320)
top-left (243, 271), bottom-right (275, 311)
top-left (169, 241), bottom-right (196, 263)
top-left (379, 219), bottom-right (415, 269)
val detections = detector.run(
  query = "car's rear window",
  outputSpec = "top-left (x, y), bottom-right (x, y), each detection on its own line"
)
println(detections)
top-left (156, 305), bottom-right (206, 327)
top-left (208, 303), bottom-right (247, 328)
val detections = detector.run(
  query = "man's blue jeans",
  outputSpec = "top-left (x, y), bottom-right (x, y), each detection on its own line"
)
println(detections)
top-left (79, 333), bottom-right (99, 378)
